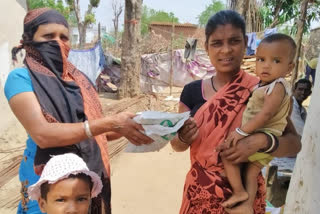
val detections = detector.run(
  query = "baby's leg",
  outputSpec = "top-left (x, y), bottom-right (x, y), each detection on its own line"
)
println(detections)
top-left (245, 162), bottom-right (263, 206)
top-left (227, 161), bottom-right (263, 214)
top-left (221, 156), bottom-right (248, 208)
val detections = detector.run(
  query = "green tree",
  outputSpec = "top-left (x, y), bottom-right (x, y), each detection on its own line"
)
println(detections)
top-left (198, 0), bottom-right (225, 27)
top-left (67, 0), bottom-right (100, 48)
top-left (27, 0), bottom-right (70, 19)
top-left (260, 0), bottom-right (320, 34)
top-left (141, 5), bottom-right (179, 35)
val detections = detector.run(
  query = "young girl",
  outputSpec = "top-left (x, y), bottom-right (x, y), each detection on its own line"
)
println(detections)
top-left (221, 33), bottom-right (296, 213)
top-left (28, 153), bottom-right (102, 214)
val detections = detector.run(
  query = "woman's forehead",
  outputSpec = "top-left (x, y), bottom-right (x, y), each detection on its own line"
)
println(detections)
top-left (37, 23), bottom-right (69, 33)
top-left (209, 24), bottom-right (244, 40)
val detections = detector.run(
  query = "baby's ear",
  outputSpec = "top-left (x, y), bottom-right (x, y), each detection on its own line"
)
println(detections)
top-left (38, 198), bottom-right (47, 213)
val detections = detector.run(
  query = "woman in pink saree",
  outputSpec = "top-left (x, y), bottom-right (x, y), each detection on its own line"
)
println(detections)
top-left (171, 10), bottom-right (301, 214)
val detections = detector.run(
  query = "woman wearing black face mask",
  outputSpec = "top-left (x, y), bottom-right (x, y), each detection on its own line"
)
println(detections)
top-left (6, 8), bottom-right (152, 214)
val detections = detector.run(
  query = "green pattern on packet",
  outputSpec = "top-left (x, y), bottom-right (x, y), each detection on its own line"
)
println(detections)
top-left (160, 120), bottom-right (177, 140)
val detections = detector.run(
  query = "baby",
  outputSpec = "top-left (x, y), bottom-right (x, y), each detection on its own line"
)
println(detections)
top-left (221, 33), bottom-right (296, 213)
top-left (28, 153), bottom-right (102, 214)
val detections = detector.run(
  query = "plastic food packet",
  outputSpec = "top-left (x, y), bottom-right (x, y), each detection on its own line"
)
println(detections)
top-left (125, 111), bottom-right (190, 153)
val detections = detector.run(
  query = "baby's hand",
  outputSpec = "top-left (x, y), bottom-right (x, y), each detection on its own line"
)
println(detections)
top-left (224, 131), bottom-right (245, 148)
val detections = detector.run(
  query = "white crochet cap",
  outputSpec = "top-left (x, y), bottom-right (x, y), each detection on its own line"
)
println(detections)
top-left (28, 153), bottom-right (103, 201)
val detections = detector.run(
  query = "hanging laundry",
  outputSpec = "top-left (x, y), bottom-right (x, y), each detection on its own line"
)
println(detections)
top-left (246, 32), bottom-right (257, 55)
top-left (141, 49), bottom-right (215, 93)
top-left (184, 38), bottom-right (198, 60)
top-left (264, 28), bottom-right (277, 37)
top-left (68, 42), bottom-right (106, 85)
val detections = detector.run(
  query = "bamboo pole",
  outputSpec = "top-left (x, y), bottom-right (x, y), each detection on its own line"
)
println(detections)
top-left (291, 0), bottom-right (309, 89)
top-left (97, 22), bottom-right (101, 93)
top-left (169, 19), bottom-right (175, 96)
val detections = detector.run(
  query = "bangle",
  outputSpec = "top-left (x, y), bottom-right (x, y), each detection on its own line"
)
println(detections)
top-left (84, 120), bottom-right (93, 138)
top-left (258, 132), bottom-right (272, 153)
top-left (235, 127), bottom-right (250, 137)
top-left (178, 134), bottom-right (190, 145)
top-left (266, 133), bottom-right (279, 154)
top-left (258, 132), bottom-right (279, 154)
top-left (264, 133), bottom-right (275, 153)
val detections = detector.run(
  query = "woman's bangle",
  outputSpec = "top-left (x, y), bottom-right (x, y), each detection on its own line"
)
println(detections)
top-left (235, 127), bottom-right (250, 137)
top-left (266, 133), bottom-right (279, 154)
top-left (258, 132), bottom-right (279, 154)
top-left (84, 120), bottom-right (93, 138)
top-left (178, 134), bottom-right (190, 146)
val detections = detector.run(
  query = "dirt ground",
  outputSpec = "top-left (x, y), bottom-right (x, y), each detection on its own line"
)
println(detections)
top-left (111, 144), bottom-right (190, 214)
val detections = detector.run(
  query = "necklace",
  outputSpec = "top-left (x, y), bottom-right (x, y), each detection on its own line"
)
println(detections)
top-left (211, 77), bottom-right (217, 92)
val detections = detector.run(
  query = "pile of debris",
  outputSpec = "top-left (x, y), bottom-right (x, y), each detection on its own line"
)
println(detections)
top-left (140, 31), bottom-right (170, 54)
top-left (241, 55), bottom-right (256, 75)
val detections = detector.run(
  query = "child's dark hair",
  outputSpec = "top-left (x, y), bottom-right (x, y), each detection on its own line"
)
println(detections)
top-left (40, 173), bottom-right (93, 200)
top-left (260, 33), bottom-right (297, 61)
top-left (205, 10), bottom-right (246, 44)
top-left (294, 78), bottom-right (312, 90)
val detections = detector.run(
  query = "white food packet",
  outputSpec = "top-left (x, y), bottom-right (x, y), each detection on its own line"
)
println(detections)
top-left (125, 111), bottom-right (190, 153)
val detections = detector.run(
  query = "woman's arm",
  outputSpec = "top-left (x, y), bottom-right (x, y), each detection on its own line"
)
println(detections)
top-left (170, 102), bottom-right (197, 152)
top-left (271, 116), bottom-right (301, 157)
top-left (9, 92), bottom-right (152, 148)
top-left (216, 117), bottom-right (301, 164)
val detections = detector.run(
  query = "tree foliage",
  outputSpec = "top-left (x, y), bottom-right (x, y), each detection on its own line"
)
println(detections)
top-left (66, 0), bottom-right (99, 26)
top-left (198, 0), bottom-right (225, 27)
top-left (27, 0), bottom-right (70, 19)
top-left (260, 0), bottom-right (320, 34)
top-left (66, 0), bottom-right (100, 48)
top-left (90, 0), bottom-right (100, 8)
top-left (27, 0), bottom-right (100, 48)
top-left (141, 5), bottom-right (179, 35)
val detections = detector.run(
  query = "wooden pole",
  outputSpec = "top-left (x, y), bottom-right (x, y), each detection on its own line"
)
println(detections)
top-left (291, 0), bottom-right (309, 89)
top-left (119, 0), bottom-right (142, 98)
top-left (169, 19), bottom-right (175, 96)
top-left (97, 22), bottom-right (101, 93)
top-left (26, 0), bottom-right (30, 11)
top-left (98, 22), bottom-right (101, 41)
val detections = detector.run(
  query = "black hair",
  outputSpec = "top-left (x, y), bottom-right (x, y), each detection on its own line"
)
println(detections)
top-left (260, 33), bottom-right (297, 61)
top-left (205, 10), bottom-right (246, 44)
top-left (294, 78), bottom-right (312, 90)
top-left (40, 173), bottom-right (93, 200)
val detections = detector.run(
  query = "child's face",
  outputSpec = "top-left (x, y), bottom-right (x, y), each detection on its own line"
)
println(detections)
top-left (38, 178), bottom-right (91, 214)
top-left (256, 41), bottom-right (294, 84)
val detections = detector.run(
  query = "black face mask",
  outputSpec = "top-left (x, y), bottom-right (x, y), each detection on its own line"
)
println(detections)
top-left (32, 40), bottom-right (65, 75)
